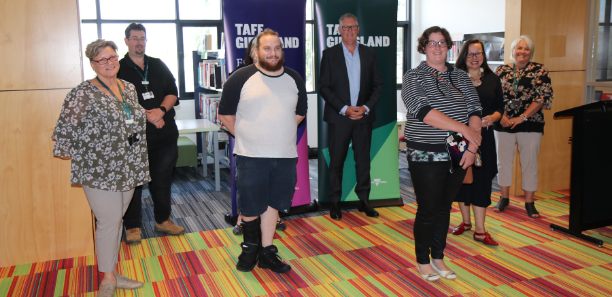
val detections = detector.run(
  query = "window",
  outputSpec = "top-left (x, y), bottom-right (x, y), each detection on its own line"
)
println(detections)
top-left (586, 0), bottom-right (612, 102)
top-left (78, 0), bottom-right (405, 97)
top-left (397, 0), bottom-right (411, 87)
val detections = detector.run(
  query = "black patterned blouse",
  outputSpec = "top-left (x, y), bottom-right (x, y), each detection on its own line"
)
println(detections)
top-left (494, 62), bottom-right (554, 133)
top-left (52, 80), bottom-right (151, 192)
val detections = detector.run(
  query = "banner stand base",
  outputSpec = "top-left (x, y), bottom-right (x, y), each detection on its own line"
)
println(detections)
top-left (281, 202), bottom-right (319, 217)
top-left (317, 198), bottom-right (404, 210)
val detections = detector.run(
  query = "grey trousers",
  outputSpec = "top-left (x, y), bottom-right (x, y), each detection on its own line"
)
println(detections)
top-left (494, 131), bottom-right (543, 192)
top-left (83, 186), bottom-right (134, 273)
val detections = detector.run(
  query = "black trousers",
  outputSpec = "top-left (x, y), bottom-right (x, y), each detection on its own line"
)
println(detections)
top-left (123, 142), bottom-right (178, 229)
top-left (408, 159), bottom-right (466, 264)
top-left (327, 122), bottom-right (373, 203)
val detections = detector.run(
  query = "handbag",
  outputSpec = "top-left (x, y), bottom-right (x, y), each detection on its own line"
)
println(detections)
top-left (428, 71), bottom-right (483, 176)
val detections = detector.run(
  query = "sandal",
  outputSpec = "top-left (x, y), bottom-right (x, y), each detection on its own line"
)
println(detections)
top-left (451, 222), bottom-right (472, 235)
top-left (493, 197), bottom-right (510, 213)
top-left (473, 231), bottom-right (499, 246)
top-left (232, 225), bottom-right (243, 235)
top-left (525, 202), bottom-right (540, 218)
top-left (276, 219), bottom-right (287, 231)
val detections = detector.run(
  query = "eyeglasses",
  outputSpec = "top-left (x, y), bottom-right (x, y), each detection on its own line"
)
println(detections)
top-left (341, 25), bottom-right (359, 31)
top-left (467, 52), bottom-right (484, 59)
top-left (427, 41), bottom-right (447, 48)
top-left (93, 55), bottom-right (119, 65)
top-left (129, 37), bottom-right (147, 42)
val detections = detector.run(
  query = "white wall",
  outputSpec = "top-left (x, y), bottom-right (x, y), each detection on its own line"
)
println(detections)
top-left (411, 0), bottom-right (506, 67)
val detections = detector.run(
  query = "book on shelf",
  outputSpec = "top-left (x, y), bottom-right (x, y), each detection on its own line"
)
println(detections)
top-left (198, 59), bottom-right (227, 89)
top-left (199, 93), bottom-right (221, 124)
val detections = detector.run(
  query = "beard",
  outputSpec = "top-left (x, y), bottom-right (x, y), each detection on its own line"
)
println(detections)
top-left (257, 53), bottom-right (284, 72)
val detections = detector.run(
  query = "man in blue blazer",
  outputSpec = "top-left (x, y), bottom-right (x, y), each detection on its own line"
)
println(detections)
top-left (319, 13), bottom-right (383, 220)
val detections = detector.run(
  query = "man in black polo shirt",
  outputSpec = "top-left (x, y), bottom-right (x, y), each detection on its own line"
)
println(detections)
top-left (118, 23), bottom-right (185, 244)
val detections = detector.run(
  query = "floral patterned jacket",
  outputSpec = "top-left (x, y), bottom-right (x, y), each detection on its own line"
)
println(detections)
top-left (494, 62), bottom-right (554, 133)
top-left (52, 80), bottom-right (151, 192)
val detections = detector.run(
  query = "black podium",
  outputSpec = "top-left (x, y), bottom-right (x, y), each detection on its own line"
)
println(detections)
top-left (551, 100), bottom-right (612, 247)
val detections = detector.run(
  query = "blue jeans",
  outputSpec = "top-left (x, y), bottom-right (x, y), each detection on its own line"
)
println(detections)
top-left (235, 156), bottom-right (297, 217)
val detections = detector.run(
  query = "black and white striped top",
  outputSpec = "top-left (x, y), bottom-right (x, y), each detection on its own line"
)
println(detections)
top-left (401, 61), bottom-right (482, 152)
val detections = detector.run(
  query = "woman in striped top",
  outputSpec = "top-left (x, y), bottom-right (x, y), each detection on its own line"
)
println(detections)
top-left (401, 26), bottom-right (483, 282)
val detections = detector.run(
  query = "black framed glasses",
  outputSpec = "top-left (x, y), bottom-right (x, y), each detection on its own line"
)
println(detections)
top-left (341, 25), bottom-right (359, 31)
top-left (94, 55), bottom-right (119, 65)
top-left (467, 52), bottom-right (484, 59)
top-left (427, 40), bottom-right (447, 48)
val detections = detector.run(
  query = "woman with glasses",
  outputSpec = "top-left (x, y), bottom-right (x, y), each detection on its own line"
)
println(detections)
top-left (451, 39), bottom-right (504, 246)
top-left (52, 39), bottom-right (150, 297)
top-left (492, 35), bottom-right (553, 218)
top-left (401, 26), bottom-right (482, 281)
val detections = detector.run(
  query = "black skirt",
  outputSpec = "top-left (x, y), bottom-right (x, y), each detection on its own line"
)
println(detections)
top-left (455, 127), bottom-right (498, 207)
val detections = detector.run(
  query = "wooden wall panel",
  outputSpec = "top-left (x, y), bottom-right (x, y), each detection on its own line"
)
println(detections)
top-left (505, 0), bottom-right (588, 196)
top-left (510, 72), bottom-right (584, 196)
top-left (0, 0), bottom-right (82, 91)
top-left (504, 0), bottom-right (522, 63)
top-left (520, 0), bottom-right (588, 71)
top-left (0, 90), bottom-right (94, 268)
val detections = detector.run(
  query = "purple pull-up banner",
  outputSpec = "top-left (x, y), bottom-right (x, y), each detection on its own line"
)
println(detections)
top-left (223, 0), bottom-right (310, 215)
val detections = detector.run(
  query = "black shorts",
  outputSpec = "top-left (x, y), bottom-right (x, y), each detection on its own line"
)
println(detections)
top-left (235, 156), bottom-right (297, 217)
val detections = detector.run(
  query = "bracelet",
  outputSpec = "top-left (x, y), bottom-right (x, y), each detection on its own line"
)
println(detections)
top-left (519, 114), bottom-right (527, 121)
top-left (466, 148), bottom-right (477, 155)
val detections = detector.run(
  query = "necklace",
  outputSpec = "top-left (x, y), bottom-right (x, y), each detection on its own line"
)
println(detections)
top-left (468, 67), bottom-right (484, 87)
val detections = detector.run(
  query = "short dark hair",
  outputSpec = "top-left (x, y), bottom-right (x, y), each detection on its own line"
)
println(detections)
top-left (417, 26), bottom-right (453, 54)
top-left (455, 39), bottom-right (493, 74)
top-left (125, 23), bottom-right (146, 39)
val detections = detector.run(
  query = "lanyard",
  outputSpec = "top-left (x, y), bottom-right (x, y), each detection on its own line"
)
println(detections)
top-left (512, 62), bottom-right (529, 92)
top-left (134, 60), bottom-right (149, 91)
top-left (96, 77), bottom-right (132, 124)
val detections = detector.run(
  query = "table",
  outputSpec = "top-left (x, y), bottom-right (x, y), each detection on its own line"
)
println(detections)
top-left (176, 119), bottom-right (222, 191)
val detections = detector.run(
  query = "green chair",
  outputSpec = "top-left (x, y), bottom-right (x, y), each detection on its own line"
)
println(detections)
top-left (176, 136), bottom-right (198, 167)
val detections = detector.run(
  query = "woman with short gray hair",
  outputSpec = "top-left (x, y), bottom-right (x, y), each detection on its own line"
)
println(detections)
top-left (492, 35), bottom-right (554, 218)
top-left (52, 39), bottom-right (150, 296)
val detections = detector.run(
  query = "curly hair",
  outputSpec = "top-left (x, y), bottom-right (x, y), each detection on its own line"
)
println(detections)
top-left (85, 39), bottom-right (118, 61)
top-left (416, 26), bottom-right (453, 54)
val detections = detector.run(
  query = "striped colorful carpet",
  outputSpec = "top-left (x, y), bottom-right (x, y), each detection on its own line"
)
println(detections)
top-left (2, 190), bottom-right (612, 297)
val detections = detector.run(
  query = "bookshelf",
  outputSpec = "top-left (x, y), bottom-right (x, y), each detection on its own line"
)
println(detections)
top-left (192, 51), bottom-right (230, 168)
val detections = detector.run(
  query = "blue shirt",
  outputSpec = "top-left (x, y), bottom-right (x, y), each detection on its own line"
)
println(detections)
top-left (339, 43), bottom-right (369, 115)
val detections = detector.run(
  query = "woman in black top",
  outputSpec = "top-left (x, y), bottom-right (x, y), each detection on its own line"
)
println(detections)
top-left (402, 27), bottom-right (482, 282)
top-left (452, 39), bottom-right (504, 246)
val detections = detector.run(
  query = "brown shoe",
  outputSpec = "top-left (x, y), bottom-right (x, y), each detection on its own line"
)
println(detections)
top-left (126, 228), bottom-right (142, 245)
top-left (154, 218), bottom-right (185, 235)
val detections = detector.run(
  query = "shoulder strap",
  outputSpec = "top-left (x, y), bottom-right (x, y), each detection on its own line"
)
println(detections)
top-left (428, 71), bottom-right (466, 102)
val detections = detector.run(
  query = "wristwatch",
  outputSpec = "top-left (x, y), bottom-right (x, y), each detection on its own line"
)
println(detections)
top-left (159, 106), bottom-right (167, 113)
top-left (519, 114), bottom-right (527, 121)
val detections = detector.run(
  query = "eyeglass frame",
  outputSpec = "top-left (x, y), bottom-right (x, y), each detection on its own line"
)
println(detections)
top-left (467, 52), bottom-right (484, 59)
top-left (427, 40), bottom-right (447, 48)
top-left (340, 25), bottom-right (359, 31)
top-left (93, 55), bottom-right (119, 65)
top-left (128, 37), bottom-right (147, 43)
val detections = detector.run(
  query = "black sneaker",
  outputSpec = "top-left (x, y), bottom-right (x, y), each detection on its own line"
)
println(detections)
top-left (276, 219), bottom-right (287, 231)
top-left (236, 242), bottom-right (259, 272)
top-left (258, 245), bottom-right (291, 273)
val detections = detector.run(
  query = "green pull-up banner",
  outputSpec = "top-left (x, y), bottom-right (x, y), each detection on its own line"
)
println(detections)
top-left (316, 0), bottom-right (401, 206)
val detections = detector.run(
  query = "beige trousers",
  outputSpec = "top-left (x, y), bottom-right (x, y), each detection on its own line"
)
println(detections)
top-left (83, 186), bottom-right (134, 273)
top-left (494, 131), bottom-right (543, 192)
